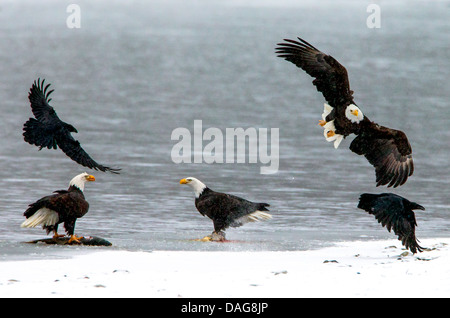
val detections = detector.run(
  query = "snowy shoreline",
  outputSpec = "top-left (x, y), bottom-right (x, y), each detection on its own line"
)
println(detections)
top-left (0, 238), bottom-right (449, 298)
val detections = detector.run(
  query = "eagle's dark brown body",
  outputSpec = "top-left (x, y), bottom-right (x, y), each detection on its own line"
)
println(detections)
top-left (23, 185), bottom-right (89, 237)
top-left (195, 187), bottom-right (270, 233)
top-left (180, 177), bottom-right (271, 241)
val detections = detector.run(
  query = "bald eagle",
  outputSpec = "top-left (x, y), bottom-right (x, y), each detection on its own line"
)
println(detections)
top-left (23, 78), bottom-right (120, 174)
top-left (276, 37), bottom-right (414, 188)
top-left (180, 177), bottom-right (272, 241)
top-left (21, 172), bottom-right (96, 244)
top-left (358, 193), bottom-right (425, 254)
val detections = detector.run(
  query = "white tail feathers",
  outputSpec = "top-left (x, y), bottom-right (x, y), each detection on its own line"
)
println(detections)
top-left (21, 208), bottom-right (59, 228)
top-left (243, 211), bottom-right (272, 223)
top-left (333, 134), bottom-right (344, 149)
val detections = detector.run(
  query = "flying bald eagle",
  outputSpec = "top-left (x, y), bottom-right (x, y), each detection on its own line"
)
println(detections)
top-left (358, 193), bottom-right (425, 254)
top-left (23, 78), bottom-right (120, 174)
top-left (276, 37), bottom-right (414, 188)
top-left (180, 177), bottom-right (272, 241)
top-left (21, 172), bottom-right (96, 244)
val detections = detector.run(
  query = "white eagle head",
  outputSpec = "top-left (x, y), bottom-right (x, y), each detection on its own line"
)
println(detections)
top-left (69, 172), bottom-right (95, 191)
top-left (345, 104), bottom-right (364, 124)
top-left (180, 177), bottom-right (207, 198)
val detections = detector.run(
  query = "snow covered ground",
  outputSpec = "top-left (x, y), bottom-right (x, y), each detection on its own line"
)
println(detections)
top-left (0, 238), bottom-right (449, 298)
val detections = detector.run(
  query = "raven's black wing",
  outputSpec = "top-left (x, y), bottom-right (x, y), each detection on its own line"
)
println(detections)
top-left (28, 78), bottom-right (59, 124)
top-left (358, 193), bottom-right (424, 253)
top-left (56, 131), bottom-right (121, 174)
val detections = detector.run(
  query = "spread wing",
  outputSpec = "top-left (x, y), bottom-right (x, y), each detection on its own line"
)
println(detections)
top-left (55, 132), bottom-right (120, 174)
top-left (28, 78), bottom-right (58, 124)
top-left (24, 79), bottom-right (70, 149)
top-left (358, 193), bottom-right (424, 253)
top-left (276, 37), bottom-right (354, 108)
top-left (350, 123), bottom-right (413, 188)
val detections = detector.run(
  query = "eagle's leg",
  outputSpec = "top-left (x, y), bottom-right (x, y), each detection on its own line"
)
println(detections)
top-left (67, 234), bottom-right (84, 244)
top-left (52, 231), bottom-right (65, 239)
top-left (64, 219), bottom-right (83, 244)
top-left (47, 225), bottom-right (64, 239)
top-left (210, 231), bottom-right (226, 241)
top-left (318, 120), bottom-right (327, 127)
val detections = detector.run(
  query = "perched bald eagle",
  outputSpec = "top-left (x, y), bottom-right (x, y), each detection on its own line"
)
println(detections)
top-left (21, 172), bottom-right (96, 244)
top-left (276, 37), bottom-right (414, 188)
top-left (23, 79), bottom-right (120, 174)
top-left (180, 177), bottom-right (272, 241)
top-left (358, 193), bottom-right (425, 254)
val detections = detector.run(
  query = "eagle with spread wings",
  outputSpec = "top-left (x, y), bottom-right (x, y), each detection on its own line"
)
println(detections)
top-left (276, 37), bottom-right (413, 187)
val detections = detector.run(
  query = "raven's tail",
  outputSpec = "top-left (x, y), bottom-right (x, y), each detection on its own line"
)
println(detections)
top-left (23, 118), bottom-right (57, 150)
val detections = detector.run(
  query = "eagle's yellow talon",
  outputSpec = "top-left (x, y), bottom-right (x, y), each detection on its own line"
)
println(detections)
top-left (67, 234), bottom-right (83, 244)
top-left (201, 235), bottom-right (212, 241)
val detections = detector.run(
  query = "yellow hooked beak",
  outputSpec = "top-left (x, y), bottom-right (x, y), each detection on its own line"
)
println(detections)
top-left (351, 109), bottom-right (359, 117)
top-left (86, 175), bottom-right (95, 182)
top-left (180, 178), bottom-right (189, 184)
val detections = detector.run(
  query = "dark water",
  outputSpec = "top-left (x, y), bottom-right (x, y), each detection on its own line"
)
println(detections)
top-left (0, 0), bottom-right (448, 259)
